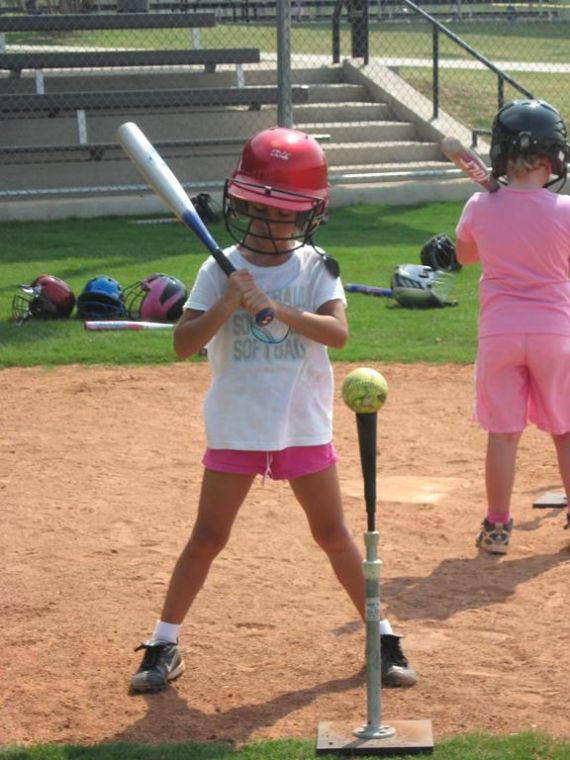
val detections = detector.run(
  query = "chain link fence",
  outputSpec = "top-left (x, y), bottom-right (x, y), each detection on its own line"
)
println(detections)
top-left (1, 0), bottom-right (569, 201)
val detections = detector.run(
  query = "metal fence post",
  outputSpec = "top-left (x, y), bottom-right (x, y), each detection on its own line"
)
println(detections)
top-left (432, 25), bottom-right (439, 119)
top-left (276, 0), bottom-right (293, 128)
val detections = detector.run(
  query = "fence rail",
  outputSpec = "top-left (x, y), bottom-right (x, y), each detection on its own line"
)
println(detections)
top-left (0, 0), bottom-right (562, 22)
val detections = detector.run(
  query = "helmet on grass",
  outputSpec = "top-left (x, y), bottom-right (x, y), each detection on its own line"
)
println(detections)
top-left (124, 273), bottom-right (188, 322)
top-left (12, 274), bottom-right (76, 325)
top-left (390, 264), bottom-right (457, 309)
top-left (76, 275), bottom-right (125, 319)
top-left (420, 233), bottom-right (461, 272)
top-left (223, 126), bottom-right (329, 253)
top-left (490, 99), bottom-right (569, 188)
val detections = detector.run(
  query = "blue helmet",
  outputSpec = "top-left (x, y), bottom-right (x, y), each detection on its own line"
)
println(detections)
top-left (77, 275), bottom-right (125, 319)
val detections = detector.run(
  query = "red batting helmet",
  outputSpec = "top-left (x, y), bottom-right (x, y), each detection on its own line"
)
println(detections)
top-left (223, 127), bottom-right (329, 251)
top-left (12, 274), bottom-right (76, 325)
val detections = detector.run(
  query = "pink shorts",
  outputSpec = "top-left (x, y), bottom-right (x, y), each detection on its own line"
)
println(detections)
top-left (474, 333), bottom-right (570, 434)
top-left (202, 443), bottom-right (338, 480)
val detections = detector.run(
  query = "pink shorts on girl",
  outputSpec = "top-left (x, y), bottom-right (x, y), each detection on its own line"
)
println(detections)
top-left (202, 443), bottom-right (338, 480)
top-left (474, 333), bottom-right (570, 434)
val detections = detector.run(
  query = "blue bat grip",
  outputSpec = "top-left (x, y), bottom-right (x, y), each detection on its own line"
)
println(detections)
top-left (181, 208), bottom-right (220, 257)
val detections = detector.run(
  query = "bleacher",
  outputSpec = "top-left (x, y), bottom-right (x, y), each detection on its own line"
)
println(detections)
top-left (0, 12), bottom-right (308, 158)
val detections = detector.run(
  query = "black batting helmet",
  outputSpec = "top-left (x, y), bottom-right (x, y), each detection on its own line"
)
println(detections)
top-left (490, 99), bottom-right (569, 188)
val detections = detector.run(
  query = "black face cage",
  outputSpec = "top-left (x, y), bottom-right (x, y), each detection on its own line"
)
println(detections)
top-left (12, 293), bottom-right (33, 323)
top-left (12, 290), bottom-right (59, 323)
top-left (76, 295), bottom-right (126, 319)
top-left (222, 179), bottom-right (326, 254)
top-left (123, 282), bottom-right (146, 321)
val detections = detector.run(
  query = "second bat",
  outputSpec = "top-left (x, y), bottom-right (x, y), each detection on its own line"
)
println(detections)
top-left (441, 136), bottom-right (500, 193)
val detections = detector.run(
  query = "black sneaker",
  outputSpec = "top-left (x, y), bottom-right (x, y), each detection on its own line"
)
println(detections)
top-left (130, 640), bottom-right (185, 693)
top-left (476, 517), bottom-right (513, 554)
top-left (381, 634), bottom-right (418, 688)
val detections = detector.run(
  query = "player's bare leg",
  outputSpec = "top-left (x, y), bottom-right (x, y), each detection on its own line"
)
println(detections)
top-left (552, 432), bottom-right (570, 528)
top-left (477, 432), bottom-right (521, 554)
top-left (290, 463), bottom-right (365, 616)
top-left (485, 432), bottom-right (522, 516)
top-left (160, 469), bottom-right (256, 623)
top-left (130, 470), bottom-right (254, 693)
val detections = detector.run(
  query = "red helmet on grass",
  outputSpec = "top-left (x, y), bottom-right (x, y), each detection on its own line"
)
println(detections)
top-left (12, 274), bottom-right (76, 325)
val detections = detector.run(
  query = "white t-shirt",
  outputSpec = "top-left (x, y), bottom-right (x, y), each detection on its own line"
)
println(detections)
top-left (184, 245), bottom-right (346, 450)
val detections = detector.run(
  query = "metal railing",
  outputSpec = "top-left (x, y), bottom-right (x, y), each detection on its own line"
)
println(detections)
top-left (332, 0), bottom-right (534, 114)
top-left (403, 0), bottom-right (534, 118)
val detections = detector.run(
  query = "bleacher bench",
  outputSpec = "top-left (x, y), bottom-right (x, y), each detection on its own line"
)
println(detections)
top-left (0, 85), bottom-right (309, 115)
top-left (78, 1), bottom-right (268, 22)
top-left (0, 48), bottom-right (261, 75)
top-left (0, 14), bottom-right (267, 94)
top-left (0, 11), bottom-right (219, 90)
top-left (0, 85), bottom-right (310, 153)
top-left (0, 12), bottom-right (216, 33)
top-left (0, 47), bottom-right (261, 91)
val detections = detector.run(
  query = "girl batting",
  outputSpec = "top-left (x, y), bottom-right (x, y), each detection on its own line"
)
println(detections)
top-left (130, 127), bottom-right (418, 692)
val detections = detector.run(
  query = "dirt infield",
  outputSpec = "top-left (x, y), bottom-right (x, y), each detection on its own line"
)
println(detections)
top-left (2, 362), bottom-right (569, 748)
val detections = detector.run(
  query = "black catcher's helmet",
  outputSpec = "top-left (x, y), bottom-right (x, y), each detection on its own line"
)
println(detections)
top-left (12, 274), bottom-right (76, 325)
top-left (490, 99), bottom-right (569, 188)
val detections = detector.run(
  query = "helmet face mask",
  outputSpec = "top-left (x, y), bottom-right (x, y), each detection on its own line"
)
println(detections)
top-left (223, 127), bottom-right (329, 254)
top-left (12, 275), bottom-right (76, 325)
top-left (490, 99), bottom-right (569, 189)
top-left (124, 273), bottom-right (188, 322)
top-left (224, 181), bottom-right (324, 254)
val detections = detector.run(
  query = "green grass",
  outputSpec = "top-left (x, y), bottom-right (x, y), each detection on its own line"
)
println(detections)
top-left (2, 732), bottom-right (570, 759)
top-left (7, 18), bottom-right (570, 61)
top-left (397, 67), bottom-right (570, 129)
top-left (0, 202), bottom-right (479, 368)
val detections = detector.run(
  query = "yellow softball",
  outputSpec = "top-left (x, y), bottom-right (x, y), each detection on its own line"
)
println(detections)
top-left (341, 367), bottom-right (388, 414)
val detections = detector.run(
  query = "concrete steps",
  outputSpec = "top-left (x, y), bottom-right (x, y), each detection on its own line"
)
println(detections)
top-left (0, 63), bottom-right (448, 196)
top-left (298, 121), bottom-right (420, 143)
top-left (294, 102), bottom-right (394, 122)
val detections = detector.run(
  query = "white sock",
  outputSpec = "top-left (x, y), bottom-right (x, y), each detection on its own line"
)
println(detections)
top-left (379, 619), bottom-right (393, 636)
top-left (152, 620), bottom-right (180, 644)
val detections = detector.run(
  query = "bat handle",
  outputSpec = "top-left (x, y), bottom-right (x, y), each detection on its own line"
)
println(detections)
top-left (210, 247), bottom-right (236, 277)
top-left (211, 247), bottom-right (274, 326)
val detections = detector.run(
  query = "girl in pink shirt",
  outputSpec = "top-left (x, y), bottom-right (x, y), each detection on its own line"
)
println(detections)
top-left (456, 99), bottom-right (570, 554)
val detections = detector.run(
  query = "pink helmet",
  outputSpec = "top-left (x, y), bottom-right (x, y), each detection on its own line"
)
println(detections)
top-left (125, 273), bottom-right (188, 323)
